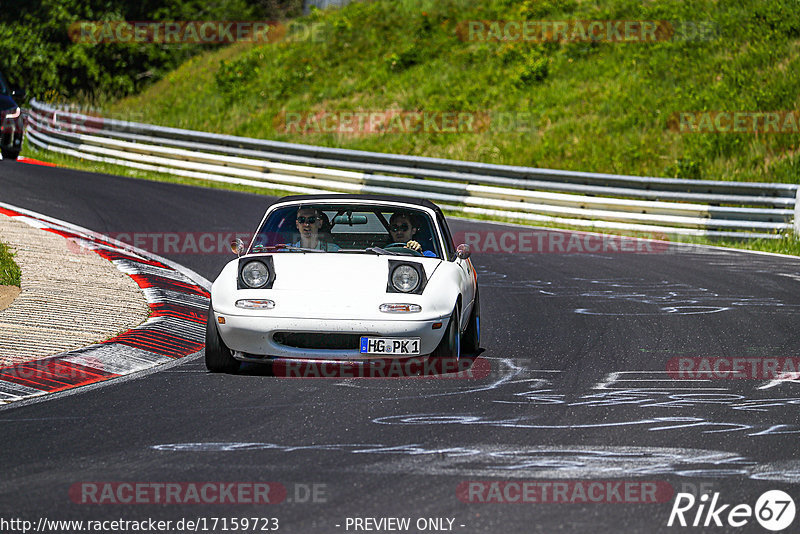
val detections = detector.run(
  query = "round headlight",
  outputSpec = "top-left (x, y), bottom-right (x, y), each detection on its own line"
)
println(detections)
top-left (242, 260), bottom-right (270, 288)
top-left (391, 265), bottom-right (420, 293)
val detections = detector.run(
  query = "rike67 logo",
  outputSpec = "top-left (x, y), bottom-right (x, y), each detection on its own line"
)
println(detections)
top-left (667, 490), bottom-right (796, 531)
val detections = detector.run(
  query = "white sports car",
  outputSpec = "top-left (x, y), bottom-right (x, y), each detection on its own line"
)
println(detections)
top-left (205, 194), bottom-right (480, 373)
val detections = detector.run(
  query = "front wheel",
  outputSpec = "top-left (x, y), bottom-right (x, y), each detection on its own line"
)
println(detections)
top-left (205, 304), bottom-right (240, 373)
top-left (1, 148), bottom-right (19, 161)
top-left (430, 305), bottom-right (460, 360)
top-left (462, 291), bottom-right (480, 355)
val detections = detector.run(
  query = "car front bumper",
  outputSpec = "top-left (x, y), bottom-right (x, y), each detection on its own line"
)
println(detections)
top-left (215, 311), bottom-right (450, 360)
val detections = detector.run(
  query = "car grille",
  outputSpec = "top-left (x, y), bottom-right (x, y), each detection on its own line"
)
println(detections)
top-left (273, 332), bottom-right (363, 350)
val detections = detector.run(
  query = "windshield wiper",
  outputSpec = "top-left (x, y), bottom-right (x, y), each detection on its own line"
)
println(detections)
top-left (336, 247), bottom-right (396, 255)
top-left (362, 247), bottom-right (416, 256)
top-left (251, 244), bottom-right (324, 253)
top-left (363, 247), bottom-right (392, 255)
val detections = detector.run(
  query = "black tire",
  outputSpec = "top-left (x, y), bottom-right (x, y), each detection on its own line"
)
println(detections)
top-left (462, 290), bottom-right (480, 355)
top-left (205, 304), bottom-right (240, 373)
top-left (1, 148), bottom-right (19, 161)
top-left (431, 305), bottom-right (461, 360)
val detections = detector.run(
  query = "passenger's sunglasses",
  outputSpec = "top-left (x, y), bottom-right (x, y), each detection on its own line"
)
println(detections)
top-left (390, 223), bottom-right (410, 232)
top-left (296, 216), bottom-right (318, 224)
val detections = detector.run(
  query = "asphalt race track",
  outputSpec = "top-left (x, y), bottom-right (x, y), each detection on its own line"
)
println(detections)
top-left (2, 162), bottom-right (800, 533)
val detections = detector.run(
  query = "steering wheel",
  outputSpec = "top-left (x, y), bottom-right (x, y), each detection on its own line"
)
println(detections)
top-left (383, 241), bottom-right (423, 257)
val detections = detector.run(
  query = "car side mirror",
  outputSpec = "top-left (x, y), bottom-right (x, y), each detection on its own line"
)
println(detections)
top-left (231, 238), bottom-right (246, 256)
top-left (10, 88), bottom-right (26, 101)
top-left (456, 243), bottom-right (471, 260)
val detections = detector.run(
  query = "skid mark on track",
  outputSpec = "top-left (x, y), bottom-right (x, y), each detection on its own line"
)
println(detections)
top-left (150, 441), bottom-right (800, 483)
top-left (476, 266), bottom-right (800, 316)
top-left (327, 357), bottom-right (526, 400)
top-left (349, 361), bottom-right (800, 437)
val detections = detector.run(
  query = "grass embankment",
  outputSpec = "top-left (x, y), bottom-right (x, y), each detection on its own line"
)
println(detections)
top-left (0, 241), bottom-right (22, 287)
top-left (106, 0), bottom-right (800, 183)
top-left (23, 0), bottom-right (800, 255)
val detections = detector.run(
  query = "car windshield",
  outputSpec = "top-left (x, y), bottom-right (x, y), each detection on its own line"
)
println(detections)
top-left (250, 203), bottom-right (443, 258)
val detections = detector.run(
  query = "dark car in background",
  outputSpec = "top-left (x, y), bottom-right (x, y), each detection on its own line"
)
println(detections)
top-left (0, 70), bottom-right (25, 160)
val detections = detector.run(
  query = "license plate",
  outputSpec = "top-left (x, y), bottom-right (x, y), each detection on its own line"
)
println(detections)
top-left (360, 337), bottom-right (420, 355)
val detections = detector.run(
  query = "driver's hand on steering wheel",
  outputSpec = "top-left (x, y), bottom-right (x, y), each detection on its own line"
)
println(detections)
top-left (404, 240), bottom-right (422, 252)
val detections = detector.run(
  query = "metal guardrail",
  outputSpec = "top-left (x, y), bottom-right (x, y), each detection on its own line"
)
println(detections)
top-left (304, 0), bottom-right (356, 14)
top-left (25, 99), bottom-right (800, 239)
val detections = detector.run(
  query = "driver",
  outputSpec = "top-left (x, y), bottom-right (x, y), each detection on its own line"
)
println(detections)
top-left (389, 211), bottom-right (436, 257)
top-left (293, 207), bottom-right (340, 251)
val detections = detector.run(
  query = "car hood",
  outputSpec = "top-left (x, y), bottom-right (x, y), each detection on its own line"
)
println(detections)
top-left (213, 252), bottom-right (451, 320)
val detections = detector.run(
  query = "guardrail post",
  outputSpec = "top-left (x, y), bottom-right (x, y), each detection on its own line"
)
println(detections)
top-left (795, 187), bottom-right (800, 236)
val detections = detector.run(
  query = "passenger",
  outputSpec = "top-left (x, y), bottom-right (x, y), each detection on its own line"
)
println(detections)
top-left (293, 207), bottom-right (340, 251)
top-left (389, 211), bottom-right (436, 257)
